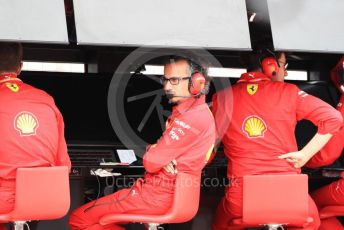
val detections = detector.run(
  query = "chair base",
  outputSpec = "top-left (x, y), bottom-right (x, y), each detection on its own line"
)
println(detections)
top-left (144, 223), bottom-right (164, 230)
top-left (266, 224), bottom-right (284, 230)
top-left (12, 221), bottom-right (27, 230)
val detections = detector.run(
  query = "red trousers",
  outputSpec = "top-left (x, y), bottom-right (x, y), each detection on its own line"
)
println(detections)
top-left (0, 180), bottom-right (15, 230)
top-left (311, 178), bottom-right (344, 230)
top-left (69, 187), bottom-right (171, 230)
top-left (212, 178), bottom-right (321, 230)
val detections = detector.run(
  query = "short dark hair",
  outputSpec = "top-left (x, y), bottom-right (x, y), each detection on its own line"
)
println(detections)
top-left (0, 42), bottom-right (23, 73)
top-left (240, 50), bottom-right (286, 72)
top-left (240, 52), bottom-right (262, 72)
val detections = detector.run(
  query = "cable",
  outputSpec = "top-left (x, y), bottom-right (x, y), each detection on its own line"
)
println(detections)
top-left (185, 97), bottom-right (199, 113)
top-left (84, 170), bottom-right (137, 213)
top-left (84, 169), bottom-right (101, 212)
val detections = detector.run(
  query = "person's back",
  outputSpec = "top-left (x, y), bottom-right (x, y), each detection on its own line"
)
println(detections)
top-left (220, 72), bottom-right (340, 177)
top-left (0, 80), bottom-right (70, 179)
top-left (0, 43), bottom-right (71, 223)
top-left (211, 51), bottom-right (342, 230)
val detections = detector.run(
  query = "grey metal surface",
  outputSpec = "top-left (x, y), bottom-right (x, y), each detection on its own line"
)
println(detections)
top-left (73, 0), bottom-right (251, 50)
top-left (268, 0), bottom-right (344, 53)
top-left (0, 0), bottom-right (68, 44)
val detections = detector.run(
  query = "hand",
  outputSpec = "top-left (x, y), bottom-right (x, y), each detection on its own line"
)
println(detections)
top-left (163, 160), bottom-right (178, 174)
top-left (278, 151), bottom-right (311, 168)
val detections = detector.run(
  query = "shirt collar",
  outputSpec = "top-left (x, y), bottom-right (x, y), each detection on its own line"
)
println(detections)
top-left (172, 95), bottom-right (206, 116)
top-left (0, 73), bottom-right (22, 84)
top-left (237, 72), bottom-right (271, 83)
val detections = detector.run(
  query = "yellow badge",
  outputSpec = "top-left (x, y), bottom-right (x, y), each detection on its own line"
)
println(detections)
top-left (205, 144), bottom-right (215, 162)
top-left (247, 84), bottom-right (258, 95)
top-left (14, 112), bottom-right (39, 136)
top-left (242, 116), bottom-right (267, 138)
top-left (5, 83), bottom-right (20, 92)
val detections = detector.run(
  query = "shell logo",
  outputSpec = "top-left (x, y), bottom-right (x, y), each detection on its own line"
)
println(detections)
top-left (242, 115), bottom-right (267, 138)
top-left (14, 112), bottom-right (39, 136)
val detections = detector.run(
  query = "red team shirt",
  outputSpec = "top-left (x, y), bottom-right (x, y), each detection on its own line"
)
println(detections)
top-left (142, 95), bottom-right (215, 205)
top-left (212, 72), bottom-right (343, 178)
top-left (0, 75), bottom-right (71, 180)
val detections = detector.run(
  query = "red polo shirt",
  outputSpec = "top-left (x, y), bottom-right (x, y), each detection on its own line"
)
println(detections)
top-left (0, 75), bottom-right (71, 180)
top-left (141, 95), bottom-right (215, 206)
top-left (212, 72), bottom-right (342, 178)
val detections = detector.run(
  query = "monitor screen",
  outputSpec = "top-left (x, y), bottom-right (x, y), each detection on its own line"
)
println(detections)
top-left (21, 73), bottom-right (119, 143)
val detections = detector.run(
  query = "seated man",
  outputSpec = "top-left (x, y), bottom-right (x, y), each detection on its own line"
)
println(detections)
top-left (0, 42), bottom-right (71, 230)
top-left (211, 51), bottom-right (343, 230)
top-left (69, 56), bottom-right (215, 230)
top-left (306, 56), bottom-right (344, 230)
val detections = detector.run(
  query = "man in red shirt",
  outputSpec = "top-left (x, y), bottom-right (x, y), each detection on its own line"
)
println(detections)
top-left (306, 56), bottom-right (344, 230)
top-left (269, 52), bottom-right (344, 229)
top-left (211, 51), bottom-right (343, 230)
top-left (0, 42), bottom-right (71, 229)
top-left (69, 57), bottom-right (215, 230)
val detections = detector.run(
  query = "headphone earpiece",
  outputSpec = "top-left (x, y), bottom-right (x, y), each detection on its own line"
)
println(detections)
top-left (189, 72), bottom-right (206, 96)
top-left (261, 57), bottom-right (280, 78)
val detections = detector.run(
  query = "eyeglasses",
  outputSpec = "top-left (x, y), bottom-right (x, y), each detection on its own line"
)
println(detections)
top-left (160, 76), bottom-right (190, 85)
top-left (278, 61), bottom-right (289, 70)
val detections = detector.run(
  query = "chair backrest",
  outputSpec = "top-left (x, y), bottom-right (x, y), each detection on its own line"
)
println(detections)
top-left (164, 172), bottom-right (201, 223)
top-left (242, 174), bottom-right (309, 226)
top-left (12, 166), bottom-right (70, 220)
top-left (99, 172), bottom-right (201, 225)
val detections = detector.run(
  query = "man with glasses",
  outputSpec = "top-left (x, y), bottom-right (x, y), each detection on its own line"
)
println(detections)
top-left (211, 51), bottom-right (342, 230)
top-left (69, 56), bottom-right (215, 230)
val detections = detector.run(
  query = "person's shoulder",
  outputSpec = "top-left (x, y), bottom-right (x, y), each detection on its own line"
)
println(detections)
top-left (22, 83), bottom-right (55, 102)
top-left (267, 81), bottom-right (299, 92)
top-left (187, 103), bottom-right (214, 126)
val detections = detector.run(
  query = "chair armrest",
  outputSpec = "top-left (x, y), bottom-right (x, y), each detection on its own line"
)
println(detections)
top-left (320, 206), bottom-right (344, 219)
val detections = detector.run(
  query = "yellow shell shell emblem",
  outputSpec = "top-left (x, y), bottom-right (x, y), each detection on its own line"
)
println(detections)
top-left (14, 112), bottom-right (39, 136)
top-left (205, 144), bottom-right (215, 162)
top-left (242, 116), bottom-right (267, 138)
top-left (247, 84), bottom-right (258, 95)
top-left (5, 83), bottom-right (20, 92)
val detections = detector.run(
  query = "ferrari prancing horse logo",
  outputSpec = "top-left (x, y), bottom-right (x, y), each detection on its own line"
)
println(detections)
top-left (247, 84), bottom-right (258, 95)
top-left (5, 83), bottom-right (19, 92)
